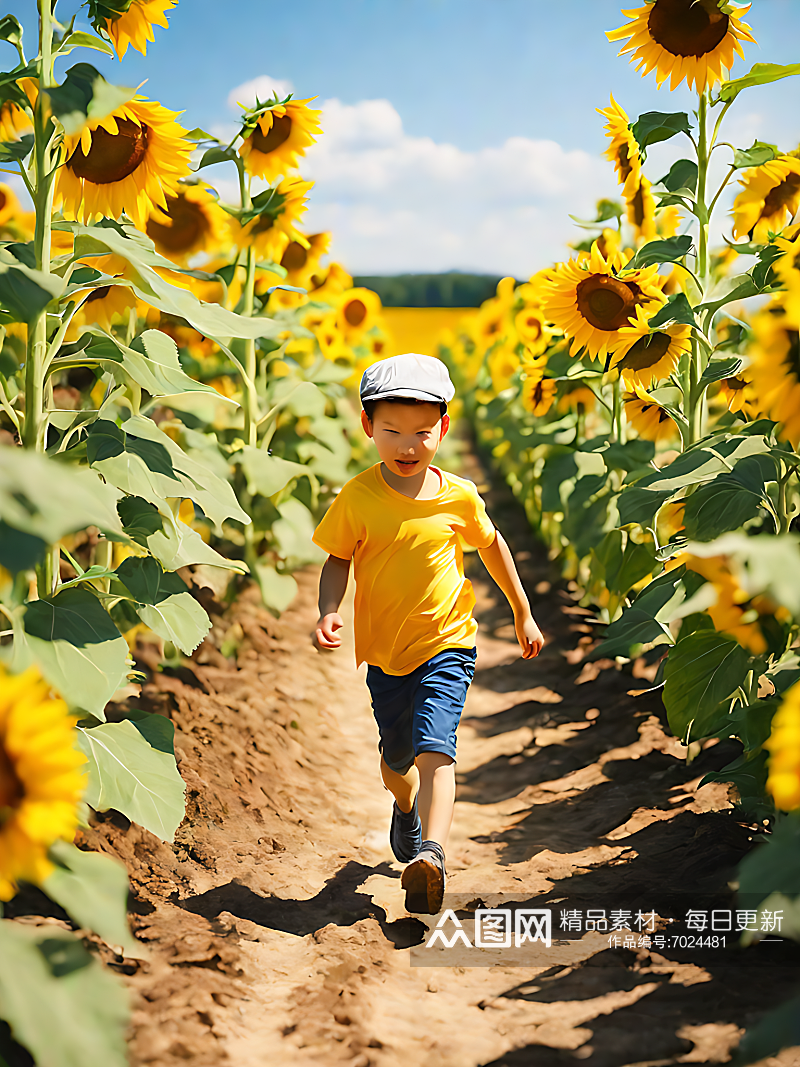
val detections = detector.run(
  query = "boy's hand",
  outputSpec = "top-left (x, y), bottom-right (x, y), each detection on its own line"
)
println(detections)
top-left (516, 613), bottom-right (544, 659)
top-left (315, 612), bottom-right (344, 651)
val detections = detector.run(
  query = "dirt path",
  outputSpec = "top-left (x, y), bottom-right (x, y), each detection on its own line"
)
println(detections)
top-left (28, 452), bottom-right (800, 1066)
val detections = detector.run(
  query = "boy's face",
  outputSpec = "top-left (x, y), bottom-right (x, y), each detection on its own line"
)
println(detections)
top-left (361, 401), bottom-right (450, 478)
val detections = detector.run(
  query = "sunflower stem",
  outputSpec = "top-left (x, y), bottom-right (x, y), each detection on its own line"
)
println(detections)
top-left (777, 466), bottom-right (795, 535)
top-left (22, 5), bottom-right (57, 452)
top-left (611, 376), bottom-right (621, 443)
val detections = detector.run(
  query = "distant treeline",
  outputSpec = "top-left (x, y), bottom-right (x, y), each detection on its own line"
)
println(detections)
top-left (352, 272), bottom-right (512, 308)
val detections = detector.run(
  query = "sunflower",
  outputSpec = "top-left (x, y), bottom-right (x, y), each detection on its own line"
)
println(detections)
top-left (93, 0), bottom-right (177, 59)
top-left (56, 97), bottom-right (193, 230)
top-left (773, 230), bottom-right (800, 322)
top-left (748, 305), bottom-right (800, 445)
top-left (238, 98), bottom-right (322, 183)
top-left (521, 371), bottom-right (557, 417)
top-left (543, 242), bottom-right (665, 360)
top-left (337, 287), bottom-right (382, 340)
top-left (514, 306), bottom-right (551, 355)
top-left (0, 100), bottom-right (32, 142)
top-left (609, 304), bottom-right (691, 386)
top-left (145, 184), bottom-right (228, 264)
top-left (309, 262), bottom-right (353, 302)
top-left (598, 94), bottom-right (641, 200)
top-left (488, 345), bottom-right (521, 394)
top-left (315, 311), bottom-right (351, 363)
top-left (557, 385), bottom-right (597, 414)
top-left (233, 175), bottom-right (313, 262)
top-left (732, 156), bottom-right (800, 242)
top-left (280, 232), bottom-right (331, 288)
top-left (765, 681), bottom-right (800, 811)
top-left (626, 173), bottom-right (657, 240)
top-left (717, 374), bottom-right (757, 416)
top-left (0, 666), bottom-right (86, 901)
top-left (607, 0), bottom-right (755, 94)
top-left (623, 380), bottom-right (677, 442)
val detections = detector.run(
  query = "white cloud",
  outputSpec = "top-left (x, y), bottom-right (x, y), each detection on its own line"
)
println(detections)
top-left (296, 97), bottom-right (612, 276)
top-left (227, 75), bottom-right (294, 111)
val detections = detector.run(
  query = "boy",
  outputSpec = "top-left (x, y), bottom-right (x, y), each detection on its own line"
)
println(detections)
top-left (312, 353), bottom-right (543, 914)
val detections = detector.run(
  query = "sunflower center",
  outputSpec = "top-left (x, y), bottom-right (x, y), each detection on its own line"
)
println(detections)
top-left (344, 299), bottom-right (367, 327)
top-left (763, 173), bottom-right (800, 217)
top-left (648, 0), bottom-right (729, 58)
top-left (576, 274), bottom-right (640, 331)
top-left (618, 144), bottom-right (632, 182)
top-left (725, 376), bottom-right (747, 392)
top-left (252, 114), bottom-right (292, 155)
top-left (146, 194), bottom-right (209, 253)
top-left (0, 742), bottom-right (23, 818)
top-left (68, 119), bottom-right (150, 184)
top-left (0, 190), bottom-right (7, 211)
top-left (621, 331), bottom-right (671, 370)
top-left (252, 213), bottom-right (277, 236)
top-left (631, 185), bottom-right (646, 228)
top-left (281, 241), bottom-right (308, 271)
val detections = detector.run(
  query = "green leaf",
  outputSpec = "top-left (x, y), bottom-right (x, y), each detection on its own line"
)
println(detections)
top-left (0, 520), bottom-right (46, 573)
top-left (117, 495), bottom-right (163, 546)
top-left (627, 235), bottom-right (694, 271)
top-left (601, 438), bottom-right (655, 473)
top-left (196, 145), bottom-right (238, 169)
top-left (683, 532), bottom-right (800, 616)
top-left (254, 563), bottom-right (298, 615)
top-left (272, 498), bottom-right (326, 565)
top-left (234, 445), bottom-right (311, 498)
top-left (0, 15), bottom-right (22, 46)
top-left (630, 111), bottom-right (692, 158)
top-left (732, 994), bottom-right (800, 1067)
top-left (717, 62), bottom-right (800, 104)
top-left (145, 506), bottom-right (248, 573)
top-left (662, 629), bottom-right (750, 742)
top-left (568, 198), bottom-right (624, 228)
top-left (682, 475), bottom-right (765, 540)
top-left (767, 649), bottom-right (800, 695)
top-left (696, 273), bottom-right (765, 318)
top-left (18, 588), bottom-right (130, 717)
top-left (77, 718), bottom-right (185, 841)
top-left (709, 698), bottom-right (778, 754)
top-left (0, 133), bottom-right (33, 163)
top-left (657, 158), bottom-right (698, 194)
top-left (0, 249), bottom-right (65, 321)
top-left (700, 356), bottom-right (743, 387)
top-left (0, 921), bottom-right (128, 1067)
top-left (738, 816), bottom-right (800, 904)
top-left (43, 840), bottom-right (142, 958)
top-left (81, 328), bottom-right (236, 403)
top-left (87, 415), bottom-right (249, 532)
top-left (733, 140), bottom-right (779, 169)
top-left (55, 31), bottom-right (115, 57)
top-left (648, 292), bottom-right (697, 330)
top-left (629, 433), bottom-right (773, 494)
top-left (752, 243), bottom-right (785, 290)
top-left (115, 556), bottom-right (210, 654)
top-left (45, 63), bottom-right (135, 135)
top-left (617, 486), bottom-right (674, 528)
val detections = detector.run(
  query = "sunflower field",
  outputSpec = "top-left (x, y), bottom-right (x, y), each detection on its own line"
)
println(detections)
top-left (439, 0), bottom-right (800, 1048)
top-left (0, 2), bottom-right (393, 1062)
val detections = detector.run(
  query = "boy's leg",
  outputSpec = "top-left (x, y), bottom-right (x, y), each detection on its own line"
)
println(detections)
top-left (415, 752), bottom-right (455, 847)
top-left (380, 756), bottom-right (419, 813)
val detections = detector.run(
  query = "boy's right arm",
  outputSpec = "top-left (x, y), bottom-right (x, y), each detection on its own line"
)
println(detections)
top-left (314, 554), bottom-right (351, 650)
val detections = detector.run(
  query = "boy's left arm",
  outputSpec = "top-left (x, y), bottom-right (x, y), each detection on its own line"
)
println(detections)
top-left (478, 531), bottom-right (544, 659)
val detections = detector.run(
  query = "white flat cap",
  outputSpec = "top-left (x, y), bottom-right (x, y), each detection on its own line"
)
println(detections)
top-left (360, 353), bottom-right (455, 406)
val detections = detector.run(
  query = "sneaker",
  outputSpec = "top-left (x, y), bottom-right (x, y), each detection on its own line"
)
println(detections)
top-left (390, 797), bottom-right (422, 863)
top-left (401, 840), bottom-right (446, 914)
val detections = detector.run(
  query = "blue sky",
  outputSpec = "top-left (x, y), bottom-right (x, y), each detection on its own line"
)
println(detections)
top-left (5, 0), bottom-right (800, 274)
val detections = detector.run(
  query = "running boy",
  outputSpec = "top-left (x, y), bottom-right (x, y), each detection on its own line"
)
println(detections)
top-left (312, 353), bottom-right (543, 914)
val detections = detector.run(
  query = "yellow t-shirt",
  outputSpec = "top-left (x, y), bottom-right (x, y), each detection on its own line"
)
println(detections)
top-left (312, 464), bottom-right (496, 675)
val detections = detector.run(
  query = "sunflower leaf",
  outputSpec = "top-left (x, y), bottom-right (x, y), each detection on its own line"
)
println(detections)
top-left (733, 140), bottom-right (779, 170)
top-left (0, 133), bottom-right (33, 163)
top-left (663, 629), bottom-right (750, 743)
top-left (76, 718), bottom-right (186, 841)
top-left (114, 556), bottom-right (210, 654)
top-left (629, 111), bottom-right (692, 159)
top-left (627, 236), bottom-right (694, 271)
top-left (43, 840), bottom-right (142, 958)
top-left (716, 62), bottom-right (800, 105)
top-left (648, 292), bottom-right (697, 329)
top-left (0, 15), bottom-right (22, 46)
top-left (657, 159), bottom-right (698, 195)
top-left (196, 145), bottom-right (238, 170)
top-left (700, 357), bottom-right (743, 387)
top-left (46, 63), bottom-right (135, 135)
top-left (0, 248), bottom-right (64, 321)
top-left (55, 31), bottom-right (115, 57)
top-left (0, 921), bottom-right (129, 1067)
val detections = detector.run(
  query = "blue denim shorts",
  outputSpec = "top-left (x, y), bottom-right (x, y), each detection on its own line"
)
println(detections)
top-left (365, 647), bottom-right (478, 774)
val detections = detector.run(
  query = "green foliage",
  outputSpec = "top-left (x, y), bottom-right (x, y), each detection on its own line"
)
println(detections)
top-left (662, 629), bottom-right (750, 742)
top-left (43, 840), bottom-right (142, 958)
top-left (115, 556), bottom-right (210, 654)
top-left (77, 716), bottom-right (186, 841)
top-left (629, 111), bottom-right (692, 157)
top-left (0, 921), bottom-right (129, 1067)
top-left (716, 61), bottom-right (800, 104)
top-left (44, 63), bottom-right (134, 134)
top-left (352, 272), bottom-right (508, 308)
